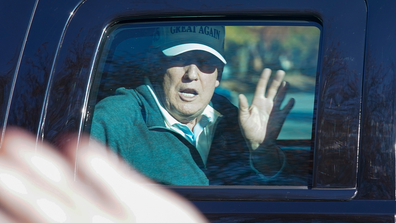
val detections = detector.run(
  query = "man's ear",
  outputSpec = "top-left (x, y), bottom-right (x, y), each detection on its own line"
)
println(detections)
top-left (216, 65), bottom-right (223, 82)
top-left (215, 80), bottom-right (220, 87)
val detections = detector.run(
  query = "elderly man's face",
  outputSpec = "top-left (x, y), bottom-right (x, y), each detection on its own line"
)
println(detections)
top-left (159, 51), bottom-right (221, 123)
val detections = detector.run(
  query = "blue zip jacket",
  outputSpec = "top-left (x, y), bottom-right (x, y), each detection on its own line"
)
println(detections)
top-left (91, 85), bottom-right (259, 185)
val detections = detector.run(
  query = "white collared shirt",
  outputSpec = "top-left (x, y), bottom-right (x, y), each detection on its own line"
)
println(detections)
top-left (146, 84), bottom-right (222, 165)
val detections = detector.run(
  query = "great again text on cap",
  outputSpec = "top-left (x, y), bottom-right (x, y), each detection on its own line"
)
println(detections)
top-left (170, 26), bottom-right (221, 40)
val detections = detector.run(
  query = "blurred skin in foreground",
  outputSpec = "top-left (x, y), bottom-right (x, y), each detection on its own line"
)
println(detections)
top-left (0, 128), bottom-right (207, 223)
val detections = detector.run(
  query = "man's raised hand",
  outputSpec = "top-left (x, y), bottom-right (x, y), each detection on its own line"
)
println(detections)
top-left (238, 68), bottom-right (294, 150)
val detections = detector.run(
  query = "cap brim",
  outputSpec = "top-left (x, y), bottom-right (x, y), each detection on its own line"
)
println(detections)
top-left (163, 43), bottom-right (227, 64)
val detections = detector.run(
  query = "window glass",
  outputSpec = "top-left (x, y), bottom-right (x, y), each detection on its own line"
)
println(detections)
top-left (88, 21), bottom-right (321, 187)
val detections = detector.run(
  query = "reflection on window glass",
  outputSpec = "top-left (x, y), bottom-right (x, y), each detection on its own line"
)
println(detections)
top-left (88, 22), bottom-right (320, 187)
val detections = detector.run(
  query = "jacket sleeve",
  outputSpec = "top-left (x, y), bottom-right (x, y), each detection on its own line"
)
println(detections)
top-left (90, 88), bottom-right (140, 154)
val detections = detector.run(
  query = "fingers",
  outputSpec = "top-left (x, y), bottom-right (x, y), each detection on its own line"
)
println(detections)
top-left (253, 69), bottom-right (285, 101)
top-left (273, 81), bottom-right (295, 113)
top-left (1, 129), bottom-right (77, 201)
top-left (0, 210), bottom-right (18, 223)
top-left (254, 68), bottom-right (271, 98)
top-left (0, 156), bottom-right (119, 223)
top-left (273, 81), bottom-right (288, 108)
top-left (0, 129), bottom-right (207, 223)
top-left (265, 96), bottom-right (295, 140)
top-left (274, 81), bottom-right (293, 110)
top-left (266, 70), bottom-right (285, 100)
top-left (0, 129), bottom-right (97, 223)
top-left (0, 155), bottom-right (74, 223)
top-left (63, 137), bottom-right (137, 220)
top-left (72, 137), bottom-right (207, 222)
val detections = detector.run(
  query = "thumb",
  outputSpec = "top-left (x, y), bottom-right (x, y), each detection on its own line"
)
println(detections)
top-left (238, 94), bottom-right (249, 111)
top-left (238, 94), bottom-right (250, 121)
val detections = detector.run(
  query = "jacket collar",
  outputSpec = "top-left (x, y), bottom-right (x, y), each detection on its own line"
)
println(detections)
top-left (134, 85), bottom-right (167, 128)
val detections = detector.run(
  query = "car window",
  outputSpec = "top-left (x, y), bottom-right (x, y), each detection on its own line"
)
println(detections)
top-left (86, 21), bottom-right (321, 187)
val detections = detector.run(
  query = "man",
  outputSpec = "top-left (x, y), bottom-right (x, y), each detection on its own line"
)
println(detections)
top-left (91, 25), bottom-right (294, 185)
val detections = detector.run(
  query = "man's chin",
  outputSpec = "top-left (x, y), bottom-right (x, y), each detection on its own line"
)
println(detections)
top-left (171, 108), bottom-right (204, 124)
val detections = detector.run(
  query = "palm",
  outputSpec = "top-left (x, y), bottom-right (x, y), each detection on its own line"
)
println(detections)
top-left (239, 94), bottom-right (273, 145)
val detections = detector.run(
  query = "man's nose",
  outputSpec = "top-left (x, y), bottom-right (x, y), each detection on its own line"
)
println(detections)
top-left (183, 64), bottom-right (199, 81)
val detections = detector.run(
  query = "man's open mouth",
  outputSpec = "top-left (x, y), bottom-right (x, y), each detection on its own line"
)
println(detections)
top-left (179, 89), bottom-right (198, 98)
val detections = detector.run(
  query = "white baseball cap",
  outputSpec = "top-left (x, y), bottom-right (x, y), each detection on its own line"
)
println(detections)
top-left (151, 25), bottom-right (227, 64)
